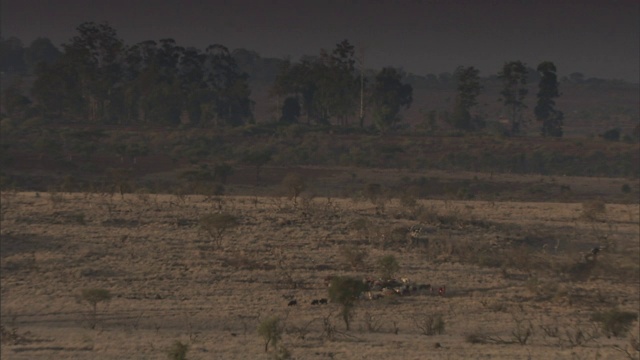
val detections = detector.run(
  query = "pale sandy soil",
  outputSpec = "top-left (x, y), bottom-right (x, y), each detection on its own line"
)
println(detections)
top-left (1, 191), bottom-right (638, 359)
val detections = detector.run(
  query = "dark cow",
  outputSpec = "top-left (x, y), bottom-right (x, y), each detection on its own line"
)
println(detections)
top-left (287, 300), bottom-right (297, 306)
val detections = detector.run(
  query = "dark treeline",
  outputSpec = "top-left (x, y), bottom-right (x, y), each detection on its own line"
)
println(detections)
top-left (0, 22), bottom-right (637, 137)
top-left (2, 22), bottom-right (252, 127)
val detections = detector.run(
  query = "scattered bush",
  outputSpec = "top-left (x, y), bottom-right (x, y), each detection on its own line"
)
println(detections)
top-left (510, 312), bottom-right (534, 345)
top-left (581, 200), bottom-right (606, 221)
top-left (257, 316), bottom-right (282, 352)
top-left (363, 183), bottom-right (383, 204)
top-left (328, 276), bottom-right (368, 330)
top-left (465, 332), bottom-right (488, 344)
top-left (363, 311), bottom-right (383, 333)
top-left (621, 183), bottom-right (631, 193)
top-left (166, 340), bottom-right (189, 360)
top-left (339, 246), bottom-right (368, 270)
top-left (79, 288), bottom-right (112, 329)
top-left (199, 213), bottom-right (239, 248)
top-left (281, 173), bottom-right (306, 204)
top-left (414, 314), bottom-right (445, 335)
top-left (348, 218), bottom-right (373, 239)
top-left (591, 309), bottom-right (638, 338)
top-left (601, 128), bottom-right (621, 142)
top-left (376, 254), bottom-right (400, 281)
top-left (1, 325), bottom-right (30, 345)
top-left (270, 345), bottom-right (292, 360)
top-left (465, 309), bottom-right (533, 345)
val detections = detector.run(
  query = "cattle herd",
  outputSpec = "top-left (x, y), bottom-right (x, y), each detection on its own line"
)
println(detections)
top-left (286, 277), bottom-right (446, 306)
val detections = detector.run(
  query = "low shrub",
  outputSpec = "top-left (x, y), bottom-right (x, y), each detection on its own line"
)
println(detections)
top-left (339, 246), bottom-right (368, 270)
top-left (166, 340), bottom-right (189, 360)
top-left (591, 309), bottom-right (638, 338)
top-left (376, 254), bottom-right (400, 281)
top-left (257, 316), bottom-right (282, 352)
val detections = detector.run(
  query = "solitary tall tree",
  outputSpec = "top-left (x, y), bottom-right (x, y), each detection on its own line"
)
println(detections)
top-left (328, 276), bottom-right (368, 330)
top-left (498, 61), bottom-right (528, 135)
top-left (279, 96), bottom-right (301, 124)
top-left (62, 22), bottom-right (125, 123)
top-left (451, 66), bottom-right (482, 130)
top-left (535, 61), bottom-right (564, 137)
top-left (370, 67), bottom-right (413, 133)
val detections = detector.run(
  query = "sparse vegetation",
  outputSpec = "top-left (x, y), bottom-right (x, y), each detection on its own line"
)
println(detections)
top-left (621, 183), bottom-right (631, 193)
top-left (413, 314), bottom-right (445, 335)
top-left (281, 173), bottom-right (306, 204)
top-left (257, 316), bottom-right (282, 352)
top-left (339, 245), bottom-right (369, 270)
top-left (328, 276), bottom-right (368, 331)
top-left (591, 309), bottom-right (638, 338)
top-left (363, 311), bottom-right (383, 333)
top-left (0, 190), bottom-right (637, 358)
top-left (1, 13), bottom-right (639, 360)
top-left (79, 288), bottom-right (112, 329)
top-left (166, 340), bottom-right (189, 360)
top-left (376, 254), bottom-right (400, 281)
top-left (199, 213), bottom-right (239, 248)
top-left (582, 200), bottom-right (607, 221)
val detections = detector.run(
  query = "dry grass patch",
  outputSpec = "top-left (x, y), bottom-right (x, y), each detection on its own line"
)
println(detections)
top-left (0, 192), bottom-right (638, 359)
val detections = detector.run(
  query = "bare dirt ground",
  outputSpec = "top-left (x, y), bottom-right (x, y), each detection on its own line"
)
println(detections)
top-left (1, 190), bottom-right (638, 359)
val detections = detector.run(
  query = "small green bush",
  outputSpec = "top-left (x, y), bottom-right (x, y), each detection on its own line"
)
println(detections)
top-left (376, 254), bottom-right (400, 281)
top-left (257, 316), bottom-right (282, 352)
top-left (166, 340), bottom-right (189, 360)
top-left (79, 288), bottom-right (112, 329)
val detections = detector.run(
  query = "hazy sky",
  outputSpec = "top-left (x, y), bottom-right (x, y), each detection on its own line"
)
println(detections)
top-left (2, 0), bottom-right (639, 81)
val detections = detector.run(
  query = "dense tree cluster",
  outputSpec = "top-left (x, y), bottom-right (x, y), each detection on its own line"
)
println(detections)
top-left (4, 22), bottom-right (253, 126)
top-left (272, 40), bottom-right (362, 126)
top-left (272, 40), bottom-right (414, 131)
top-left (0, 22), bottom-right (584, 138)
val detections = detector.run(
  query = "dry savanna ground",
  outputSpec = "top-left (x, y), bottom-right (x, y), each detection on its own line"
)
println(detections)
top-left (1, 189), bottom-right (639, 359)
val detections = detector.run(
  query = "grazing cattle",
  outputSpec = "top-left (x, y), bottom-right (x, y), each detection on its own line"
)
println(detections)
top-left (287, 300), bottom-right (297, 306)
top-left (311, 298), bottom-right (329, 305)
top-left (438, 286), bottom-right (446, 296)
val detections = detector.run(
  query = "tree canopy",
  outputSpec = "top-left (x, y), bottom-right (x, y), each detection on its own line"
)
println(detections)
top-left (535, 61), bottom-right (564, 137)
top-left (370, 67), bottom-right (413, 133)
top-left (451, 66), bottom-right (483, 131)
top-left (27, 22), bottom-right (253, 126)
top-left (499, 61), bottom-right (529, 135)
